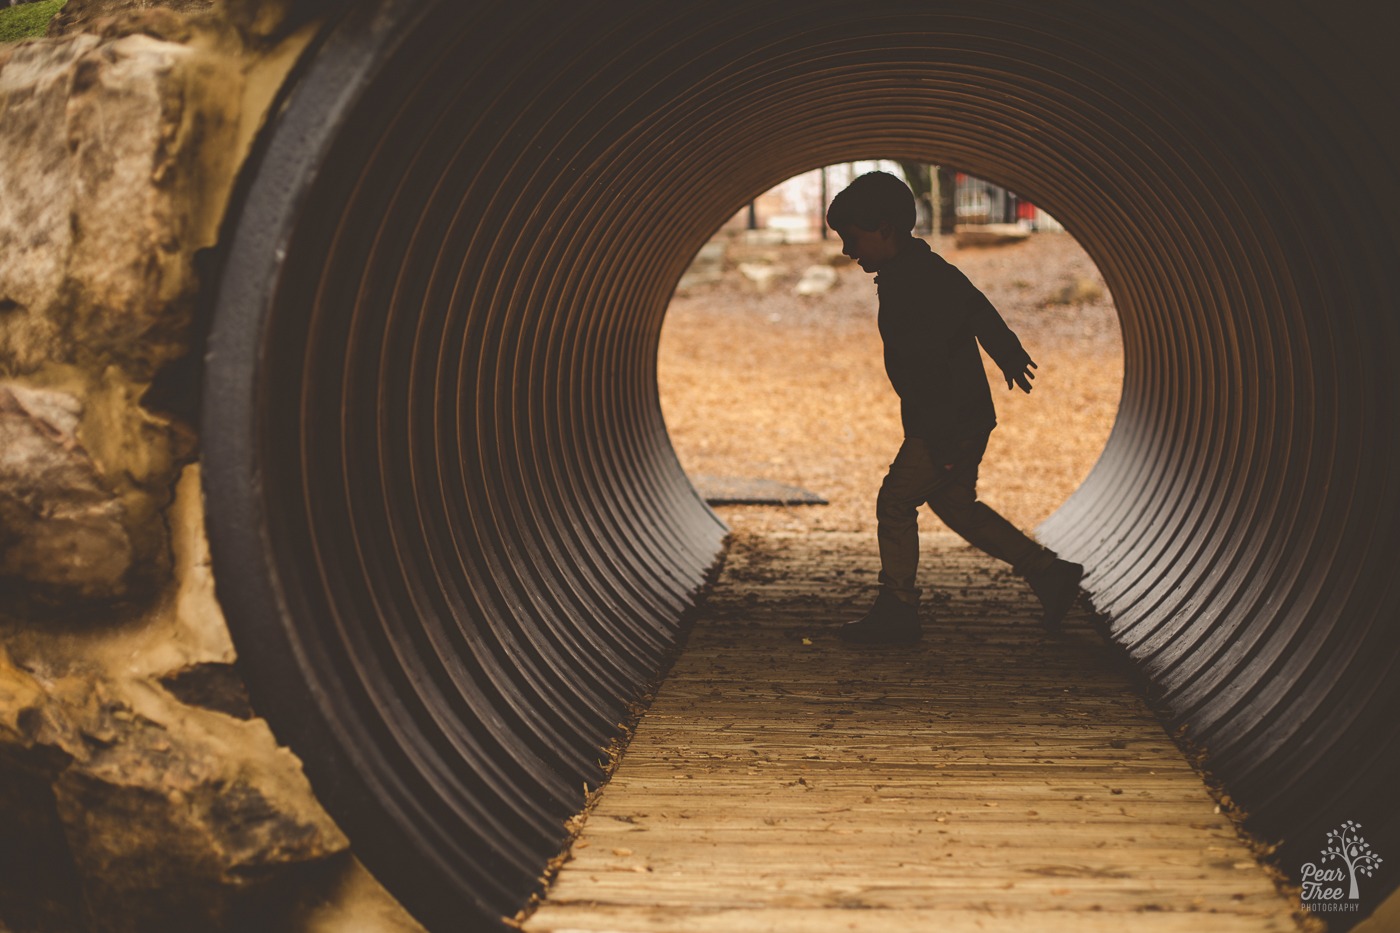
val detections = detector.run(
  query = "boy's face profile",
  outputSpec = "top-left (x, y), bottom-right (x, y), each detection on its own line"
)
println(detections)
top-left (836, 222), bottom-right (901, 273)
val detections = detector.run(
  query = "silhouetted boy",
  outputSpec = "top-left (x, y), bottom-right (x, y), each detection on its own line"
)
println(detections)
top-left (827, 171), bottom-right (1083, 644)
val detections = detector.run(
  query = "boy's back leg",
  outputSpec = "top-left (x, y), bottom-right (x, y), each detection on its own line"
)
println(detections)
top-left (927, 480), bottom-right (1082, 629)
top-left (924, 478), bottom-right (1053, 577)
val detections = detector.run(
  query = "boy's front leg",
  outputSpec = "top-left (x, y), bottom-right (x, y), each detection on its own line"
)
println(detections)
top-left (875, 489), bottom-right (921, 607)
top-left (874, 437), bottom-right (941, 607)
top-left (839, 440), bottom-right (935, 645)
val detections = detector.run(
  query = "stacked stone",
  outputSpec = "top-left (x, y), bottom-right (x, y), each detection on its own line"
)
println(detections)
top-left (0, 4), bottom-right (411, 930)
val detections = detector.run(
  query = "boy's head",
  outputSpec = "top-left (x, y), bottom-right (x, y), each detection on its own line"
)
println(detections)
top-left (826, 170), bottom-right (917, 233)
top-left (826, 170), bottom-right (916, 273)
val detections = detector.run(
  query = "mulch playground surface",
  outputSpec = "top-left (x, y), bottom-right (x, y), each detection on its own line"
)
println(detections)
top-left (658, 230), bottom-right (1124, 540)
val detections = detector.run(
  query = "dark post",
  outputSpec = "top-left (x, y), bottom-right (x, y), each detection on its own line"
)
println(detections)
top-left (929, 165), bottom-right (941, 241)
top-left (937, 166), bottom-right (957, 235)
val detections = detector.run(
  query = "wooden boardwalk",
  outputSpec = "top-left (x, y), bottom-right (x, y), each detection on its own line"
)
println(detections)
top-left (522, 531), bottom-right (1303, 932)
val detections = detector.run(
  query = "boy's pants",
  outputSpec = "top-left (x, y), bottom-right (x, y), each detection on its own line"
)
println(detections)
top-left (877, 434), bottom-right (1057, 606)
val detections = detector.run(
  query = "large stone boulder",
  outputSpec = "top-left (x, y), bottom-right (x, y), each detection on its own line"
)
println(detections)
top-left (0, 30), bottom-right (238, 603)
top-left (0, 15), bottom-right (428, 933)
top-left (0, 31), bottom-right (239, 379)
top-left (0, 465), bottom-right (370, 931)
top-left (0, 644), bottom-right (350, 932)
top-left (0, 383), bottom-right (132, 602)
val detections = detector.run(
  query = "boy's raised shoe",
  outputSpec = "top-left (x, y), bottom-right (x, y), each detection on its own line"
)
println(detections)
top-left (838, 589), bottom-right (922, 644)
top-left (1025, 558), bottom-right (1084, 632)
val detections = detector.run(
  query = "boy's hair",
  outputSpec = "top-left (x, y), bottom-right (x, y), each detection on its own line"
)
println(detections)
top-left (826, 170), bottom-right (917, 233)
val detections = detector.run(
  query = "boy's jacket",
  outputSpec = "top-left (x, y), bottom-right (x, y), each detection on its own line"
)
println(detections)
top-left (876, 238), bottom-right (1033, 463)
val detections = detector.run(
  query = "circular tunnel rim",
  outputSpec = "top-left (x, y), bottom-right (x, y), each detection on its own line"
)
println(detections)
top-left (201, 2), bottom-right (1400, 929)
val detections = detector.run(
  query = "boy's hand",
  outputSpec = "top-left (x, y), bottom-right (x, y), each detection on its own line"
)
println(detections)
top-left (1004, 358), bottom-right (1037, 393)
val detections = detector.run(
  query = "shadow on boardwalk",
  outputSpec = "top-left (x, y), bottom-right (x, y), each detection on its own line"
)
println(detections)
top-left (524, 531), bottom-right (1305, 933)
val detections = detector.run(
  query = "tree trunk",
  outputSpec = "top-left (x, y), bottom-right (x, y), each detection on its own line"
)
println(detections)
top-left (895, 161), bottom-right (933, 235)
top-left (938, 166), bottom-right (958, 235)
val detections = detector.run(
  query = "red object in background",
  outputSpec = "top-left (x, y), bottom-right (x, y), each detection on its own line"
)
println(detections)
top-left (1017, 201), bottom-right (1037, 221)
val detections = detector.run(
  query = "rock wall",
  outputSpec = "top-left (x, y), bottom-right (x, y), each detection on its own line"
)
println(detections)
top-left (0, 3), bottom-right (422, 930)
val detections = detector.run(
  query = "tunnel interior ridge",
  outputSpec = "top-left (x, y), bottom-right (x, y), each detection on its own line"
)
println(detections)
top-left (201, 1), bottom-right (1400, 929)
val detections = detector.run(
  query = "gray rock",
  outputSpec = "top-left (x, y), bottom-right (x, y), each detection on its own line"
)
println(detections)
top-left (0, 383), bottom-right (132, 601)
top-left (738, 261), bottom-right (783, 292)
top-left (676, 239), bottom-right (726, 292)
top-left (794, 264), bottom-right (837, 296)
top-left (0, 30), bottom-right (240, 605)
top-left (0, 32), bottom-right (241, 379)
top-left (954, 223), bottom-right (1032, 248)
top-left (0, 647), bottom-right (350, 932)
top-left (1047, 276), bottom-right (1107, 305)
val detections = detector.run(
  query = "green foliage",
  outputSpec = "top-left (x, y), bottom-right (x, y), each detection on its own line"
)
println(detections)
top-left (0, 0), bottom-right (67, 43)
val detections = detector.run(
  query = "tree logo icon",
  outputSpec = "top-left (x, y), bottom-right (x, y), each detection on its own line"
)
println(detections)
top-left (1301, 820), bottom-right (1384, 915)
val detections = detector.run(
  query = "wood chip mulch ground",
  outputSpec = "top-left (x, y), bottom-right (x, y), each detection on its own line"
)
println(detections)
top-left (658, 230), bottom-right (1124, 541)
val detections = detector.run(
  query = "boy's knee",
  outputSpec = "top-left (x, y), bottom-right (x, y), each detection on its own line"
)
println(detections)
top-left (927, 486), bottom-right (980, 525)
top-left (876, 482), bottom-right (920, 520)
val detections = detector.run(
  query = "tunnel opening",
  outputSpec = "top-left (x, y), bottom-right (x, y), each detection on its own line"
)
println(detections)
top-left (202, 2), bottom-right (1400, 929)
top-left (657, 162), bottom-right (1124, 541)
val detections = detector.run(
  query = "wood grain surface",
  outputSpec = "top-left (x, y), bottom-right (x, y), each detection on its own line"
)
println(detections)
top-left (522, 531), bottom-right (1305, 932)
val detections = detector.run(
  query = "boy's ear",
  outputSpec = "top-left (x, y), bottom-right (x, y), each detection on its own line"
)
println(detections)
top-left (877, 220), bottom-right (896, 239)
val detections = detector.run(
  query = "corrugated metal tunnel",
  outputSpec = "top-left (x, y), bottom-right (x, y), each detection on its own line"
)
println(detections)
top-left (200, 1), bottom-right (1400, 929)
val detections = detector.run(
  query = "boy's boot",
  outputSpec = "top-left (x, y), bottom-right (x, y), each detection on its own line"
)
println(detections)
top-left (1025, 558), bottom-right (1084, 632)
top-left (839, 589), bottom-right (921, 644)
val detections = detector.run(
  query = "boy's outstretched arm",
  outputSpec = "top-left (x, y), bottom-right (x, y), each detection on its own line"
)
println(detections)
top-left (967, 286), bottom-right (1037, 393)
top-left (922, 262), bottom-right (1037, 394)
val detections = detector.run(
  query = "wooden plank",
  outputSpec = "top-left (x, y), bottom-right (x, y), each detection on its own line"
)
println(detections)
top-left (526, 906), bottom-right (1300, 933)
top-left (519, 532), bottom-right (1304, 932)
